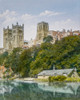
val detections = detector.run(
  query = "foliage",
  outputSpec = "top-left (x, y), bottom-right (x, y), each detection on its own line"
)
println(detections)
top-left (43, 35), bottom-right (53, 43)
top-left (4, 47), bottom-right (22, 73)
top-left (30, 42), bottom-right (53, 76)
top-left (49, 75), bottom-right (67, 82)
top-left (1, 35), bottom-right (80, 78)
top-left (18, 48), bottom-right (33, 77)
top-left (30, 36), bottom-right (80, 76)
top-left (65, 77), bottom-right (80, 82)
top-left (0, 51), bottom-right (8, 65)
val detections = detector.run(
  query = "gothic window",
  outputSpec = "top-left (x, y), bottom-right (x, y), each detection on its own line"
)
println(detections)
top-left (19, 30), bottom-right (22, 33)
top-left (9, 42), bottom-right (12, 49)
top-left (39, 33), bottom-right (42, 40)
top-left (43, 25), bottom-right (45, 29)
top-left (19, 36), bottom-right (22, 40)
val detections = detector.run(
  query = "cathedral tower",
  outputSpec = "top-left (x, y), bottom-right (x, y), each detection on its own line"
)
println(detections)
top-left (36, 21), bottom-right (49, 44)
top-left (3, 23), bottom-right (24, 51)
top-left (12, 22), bottom-right (24, 48)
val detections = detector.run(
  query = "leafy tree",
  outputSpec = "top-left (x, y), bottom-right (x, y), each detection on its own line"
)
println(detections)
top-left (30, 43), bottom-right (53, 76)
top-left (0, 51), bottom-right (8, 65)
top-left (30, 36), bottom-right (80, 76)
top-left (43, 35), bottom-right (53, 43)
top-left (18, 48), bottom-right (33, 77)
top-left (4, 47), bottom-right (22, 73)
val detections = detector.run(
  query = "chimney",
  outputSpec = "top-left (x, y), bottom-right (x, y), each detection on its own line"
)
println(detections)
top-left (53, 65), bottom-right (55, 70)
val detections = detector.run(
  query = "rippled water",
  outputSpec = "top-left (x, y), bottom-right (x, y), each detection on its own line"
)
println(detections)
top-left (0, 80), bottom-right (80, 100)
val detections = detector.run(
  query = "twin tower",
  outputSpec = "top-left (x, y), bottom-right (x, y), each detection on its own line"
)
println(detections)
top-left (3, 22), bottom-right (24, 51)
top-left (3, 21), bottom-right (49, 51)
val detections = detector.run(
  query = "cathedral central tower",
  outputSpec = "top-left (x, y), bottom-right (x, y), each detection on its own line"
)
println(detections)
top-left (36, 21), bottom-right (49, 44)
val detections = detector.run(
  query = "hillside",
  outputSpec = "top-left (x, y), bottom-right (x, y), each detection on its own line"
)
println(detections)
top-left (0, 35), bottom-right (80, 77)
top-left (30, 35), bottom-right (80, 76)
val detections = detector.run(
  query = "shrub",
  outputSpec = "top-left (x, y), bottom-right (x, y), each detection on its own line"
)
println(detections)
top-left (49, 75), bottom-right (67, 82)
top-left (65, 77), bottom-right (80, 82)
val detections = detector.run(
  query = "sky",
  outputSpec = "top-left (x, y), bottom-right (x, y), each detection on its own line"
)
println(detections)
top-left (0, 0), bottom-right (80, 47)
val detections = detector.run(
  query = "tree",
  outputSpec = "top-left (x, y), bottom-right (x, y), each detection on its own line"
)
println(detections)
top-left (30, 36), bottom-right (80, 76)
top-left (4, 47), bottom-right (22, 73)
top-left (43, 35), bottom-right (53, 43)
top-left (18, 48), bottom-right (33, 77)
top-left (0, 51), bottom-right (8, 65)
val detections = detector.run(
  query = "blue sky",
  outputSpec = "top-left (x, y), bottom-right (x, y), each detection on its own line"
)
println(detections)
top-left (0, 0), bottom-right (80, 47)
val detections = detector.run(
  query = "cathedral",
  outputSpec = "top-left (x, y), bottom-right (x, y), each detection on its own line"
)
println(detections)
top-left (3, 22), bottom-right (24, 51)
top-left (0, 21), bottom-right (78, 53)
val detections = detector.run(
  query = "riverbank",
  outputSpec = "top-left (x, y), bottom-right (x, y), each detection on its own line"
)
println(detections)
top-left (13, 77), bottom-right (80, 83)
top-left (1, 76), bottom-right (80, 83)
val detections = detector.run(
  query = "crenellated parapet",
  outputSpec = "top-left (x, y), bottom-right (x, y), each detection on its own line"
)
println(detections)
top-left (3, 26), bottom-right (12, 35)
top-left (12, 22), bottom-right (24, 30)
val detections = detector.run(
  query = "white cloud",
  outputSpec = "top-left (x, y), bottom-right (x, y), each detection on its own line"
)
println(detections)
top-left (0, 10), bottom-right (80, 47)
top-left (39, 10), bottom-right (64, 17)
top-left (0, 10), bottom-right (16, 18)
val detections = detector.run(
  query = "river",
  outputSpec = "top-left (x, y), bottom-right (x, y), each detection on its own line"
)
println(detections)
top-left (0, 80), bottom-right (80, 100)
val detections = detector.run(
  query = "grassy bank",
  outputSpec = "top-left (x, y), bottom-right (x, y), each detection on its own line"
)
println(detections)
top-left (34, 78), bottom-right (49, 82)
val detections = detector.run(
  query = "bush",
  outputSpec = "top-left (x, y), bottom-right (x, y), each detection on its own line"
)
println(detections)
top-left (49, 75), bottom-right (67, 82)
top-left (65, 77), bottom-right (80, 82)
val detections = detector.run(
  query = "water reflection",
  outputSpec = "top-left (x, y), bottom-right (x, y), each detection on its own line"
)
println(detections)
top-left (0, 80), bottom-right (80, 100)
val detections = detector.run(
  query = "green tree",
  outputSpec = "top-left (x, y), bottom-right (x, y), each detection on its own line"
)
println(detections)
top-left (43, 35), bottom-right (53, 43)
top-left (4, 47), bottom-right (22, 73)
top-left (30, 36), bottom-right (80, 76)
top-left (0, 51), bottom-right (8, 65)
top-left (18, 48), bottom-right (33, 77)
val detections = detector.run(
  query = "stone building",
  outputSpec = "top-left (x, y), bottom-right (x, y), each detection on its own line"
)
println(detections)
top-left (36, 21), bottom-right (49, 44)
top-left (3, 22), bottom-right (24, 51)
top-left (38, 68), bottom-right (79, 79)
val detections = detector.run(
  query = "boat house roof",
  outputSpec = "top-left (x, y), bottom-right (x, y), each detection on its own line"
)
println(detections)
top-left (38, 69), bottom-right (75, 76)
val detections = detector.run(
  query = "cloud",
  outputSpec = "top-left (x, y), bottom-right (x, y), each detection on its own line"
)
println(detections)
top-left (39, 10), bottom-right (64, 17)
top-left (0, 10), bottom-right (16, 18)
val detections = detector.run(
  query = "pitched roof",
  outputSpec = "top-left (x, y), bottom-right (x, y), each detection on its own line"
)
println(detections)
top-left (38, 69), bottom-right (74, 76)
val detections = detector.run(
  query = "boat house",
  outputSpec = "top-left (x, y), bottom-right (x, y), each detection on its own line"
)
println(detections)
top-left (38, 68), bottom-right (79, 79)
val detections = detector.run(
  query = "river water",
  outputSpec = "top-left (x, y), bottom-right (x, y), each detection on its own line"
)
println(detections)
top-left (0, 80), bottom-right (80, 100)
